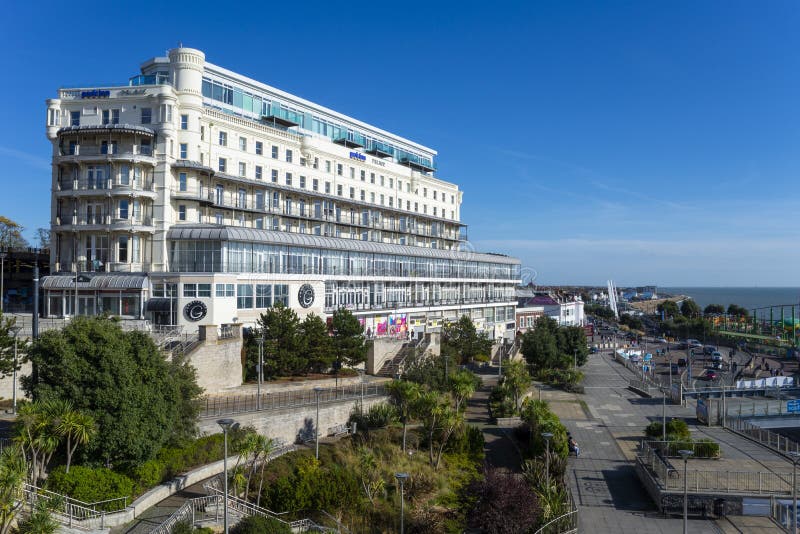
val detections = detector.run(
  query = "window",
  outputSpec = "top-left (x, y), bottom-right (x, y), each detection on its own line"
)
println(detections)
top-left (360, 190), bottom-right (365, 201)
top-left (433, 190), bottom-right (438, 200)
top-left (216, 184), bottom-right (224, 204)
top-left (101, 140), bottom-right (117, 155)
top-left (361, 170), bottom-right (366, 181)
top-left (179, 143), bottom-right (187, 159)
top-left (389, 178), bottom-right (394, 188)
top-left (183, 283), bottom-right (197, 297)
top-left (271, 145), bottom-right (278, 159)
top-left (336, 164), bottom-right (343, 176)
top-left (286, 149), bottom-right (293, 163)
top-left (325, 160), bottom-right (331, 173)
top-left (239, 137), bottom-right (247, 151)
top-left (271, 169), bottom-right (278, 182)
top-left (370, 192), bottom-right (375, 203)
top-left (118, 236), bottom-right (128, 262)
top-left (140, 108), bottom-right (151, 124)
top-left (255, 284), bottom-right (272, 308)
top-left (200, 125), bottom-right (205, 141)
top-left (273, 284), bottom-right (289, 306)
top-left (337, 184), bottom-right (343, 196)
top-left (216, 283), bottom-right (235, 297)
top-left (238, 188), bottom-right (246, 208)
top-left (237, 284), bottom-right (253, 309)
top-left (255, 190), bottom-right (264, 209)
top-left (255, 165), bottom-right (262, 180)
top-left (102, 109), bottom-right (110, 125)
top-left (111, 109), bottom-right (119, 124)
top-left (219, 131), bottom-right (227, 146)
top-left (350, 167), bottom-right (355, 179)
top-left (119, 165), bottom-right (130, 185)
top-left (380, 194), bottom-right (385, 205)
top-left (423, 187), bottom-right (428, 198)
top-left (255, 141), bottom-right (263, 155)
top-left (380, 176), bottom-right (385, 186)
top-left (179, 173), bottom-right (187, 191)
top-left (349, 187), bottom-right (355, 199)
top-left (285, 172), bottom-right (293, 186)
top-left (239, 162), bottom-right (246, 177)
top-left (178, 205), bottom-right (186, 221)
top-left (70, 111), bottom-right (80, 126)
top-left (215, 212), bottom-right (223, 225)
top-left (370, 173), bottom-right (376, 184)
top-left (312, 178), bottom-right (319, 191)
top-left (299, 176), bottom-right (306, 189)
top-left (389, 197), bottom-right (393, 207)
top-left (325, 182), bottom-right (331, 194)
top-left (160, 104), bottom-right (173, 123)
top-left (180, 114), bottom-right (188, 130)
top-left (218, 158), bottom-right (226, 173)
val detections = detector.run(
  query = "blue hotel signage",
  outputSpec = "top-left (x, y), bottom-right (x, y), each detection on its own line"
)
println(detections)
top-left (349, 151), bottom-right (366, 162)
top-left (81, 90), bottom-right (110, 99)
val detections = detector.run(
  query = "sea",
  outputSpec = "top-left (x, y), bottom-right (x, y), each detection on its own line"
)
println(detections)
top-left (661, 287), bottom-right (800, 312)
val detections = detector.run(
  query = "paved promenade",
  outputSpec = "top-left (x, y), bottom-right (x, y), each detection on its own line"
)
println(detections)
top-left (544, 349), bottom-right (784, 533)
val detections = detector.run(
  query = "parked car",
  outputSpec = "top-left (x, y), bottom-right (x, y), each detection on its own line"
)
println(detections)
top-left (656, 337), bottom-right (668, 344)
top-left (687, 339), bottom-right (703, 348)
top-left (590, 346), bottom-right (599, 354)
top-left (677, 358), bottom-right (688, 367)
top-left (711, 351), bottom-right (723, 362)
top-left (710, 361), bottom-right (724, 370)
top-left (670, 363), bottom-right (680, 373)
top-left (703, 345), bottom-right (717, 356)
top-left (704, 370), bottom-right (718, 380)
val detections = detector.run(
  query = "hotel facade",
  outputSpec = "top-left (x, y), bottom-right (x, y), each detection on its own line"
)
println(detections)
top-left (43, 47), bottom-right (520, 339)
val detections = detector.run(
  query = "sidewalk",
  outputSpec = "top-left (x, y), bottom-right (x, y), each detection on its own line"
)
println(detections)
top-left (465, 373), bottom-right (522, 473)
top-left (549, 350), bottom-right (724, 533)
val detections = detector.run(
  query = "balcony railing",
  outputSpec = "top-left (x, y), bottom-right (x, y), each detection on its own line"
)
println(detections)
top-left (59, 145), bottom-right (154, 158)
top-left (58, 178), bottom-right (155, 192)
top-left (128, 74), bottom-right (170, 86)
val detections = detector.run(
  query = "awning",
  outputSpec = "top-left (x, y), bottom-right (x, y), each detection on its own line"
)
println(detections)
top-left (145, 298), bottom-right (173, 312)
top-left (42, 274), bottom-right (148, 290)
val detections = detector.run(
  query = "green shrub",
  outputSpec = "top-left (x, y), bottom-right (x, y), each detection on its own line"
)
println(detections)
top-left (47, 466), bottom-right (134, 508)
top-left (171, 520), bottom-right (194, 534)
top-left (130, 459), bottom-right (167, 491)
top-left (519, 399), bottom-right (569, 459)
top-left (446, 424), bottom-right (485, 462)
top-left (350, 403), bottom-right (398, 430)
top-left (489, 384), bottom-right (517, 418)
top-left (230, 514), bottom-right (292, 534)
top-left (645, 418), bottom-right (691, 441)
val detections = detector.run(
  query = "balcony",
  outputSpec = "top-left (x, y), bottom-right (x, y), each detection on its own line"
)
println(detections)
top-left (366, 141), bottom-right (394, 159)
top-left (57, 145), bottom-right (156, 165)
top-left (397, 154), bottom-right (436, 173)
top-left (333, 132), bottom-right (366, 149)
top-left (129, 74), bottom-right (170, 86)
top-left (261, 108), bottom-right (301, 128)
top-left (56, 178), bottom-right (156, 198)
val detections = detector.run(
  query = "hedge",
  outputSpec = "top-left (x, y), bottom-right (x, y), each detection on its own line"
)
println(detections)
top-left (47, 466), bottom-right (134, 508)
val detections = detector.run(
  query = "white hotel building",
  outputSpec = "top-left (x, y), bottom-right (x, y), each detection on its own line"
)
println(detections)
top-left (43, 47), bottom-right (520, 339)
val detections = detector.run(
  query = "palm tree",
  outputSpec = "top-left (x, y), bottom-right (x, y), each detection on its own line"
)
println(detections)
top-left (254, 437), bottom-right (276, 508)
top-left (0, 445), bottom-right (27, 534)
top-left (387, 380), bottom-right (421, 452)
top-left (56, 409), bottom-right (96, 473)
top-left (448, 369), bottom-right (478, 413)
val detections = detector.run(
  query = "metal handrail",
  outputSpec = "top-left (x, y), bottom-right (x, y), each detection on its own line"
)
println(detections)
top-left (532, 510), bottom-right (578, 534)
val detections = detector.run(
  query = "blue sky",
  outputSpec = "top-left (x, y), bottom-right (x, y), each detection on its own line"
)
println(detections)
top-left (1, 1), bottom-right (799, 286)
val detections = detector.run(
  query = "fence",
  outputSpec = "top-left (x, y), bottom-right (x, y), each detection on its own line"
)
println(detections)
top-left (197, 383), bottom-right (388, 418)
top-left (638, 441), bottom-right (792, 496)
top-left (533, 484), bottom-right (578, 534)
top-left (727, 418), bottom-right (800, 455)
top-left (22, 483), bottom-right (128, 530)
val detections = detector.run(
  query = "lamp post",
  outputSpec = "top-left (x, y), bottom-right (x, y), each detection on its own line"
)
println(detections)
top-left (314, 386), bottom-right (323, 460)
top-left (789, 451), bottom-right (800, 533)
top-left (395, 472), bottom-right (409, 534)
top-left (10, 325), bottom-right (21, 414)
top-left (679, 449), bottom-right (694, 534)
top-left (662, 391), bottom-right (667, 442)
top-left (357, 368), bottom-right (365, 412)
top-left (217, 418), bottom-right (236, 534)
top-left (256, 334), bottom-right (264, 410)
top-left (573, 348), bottom-right (577, 369)
top-left (542, 432), bottom-right (554, 487)
top-left (0, 252), bottom-right (5, 313)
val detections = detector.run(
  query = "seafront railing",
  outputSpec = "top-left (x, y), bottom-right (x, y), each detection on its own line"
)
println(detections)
top-left (197, 383), bottom-right (388, 418)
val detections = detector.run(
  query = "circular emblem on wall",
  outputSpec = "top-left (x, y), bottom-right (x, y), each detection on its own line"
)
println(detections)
top-left (184, 300), bottom-right (208, 322)
top-left (298, 284), bottom-right (315, 308)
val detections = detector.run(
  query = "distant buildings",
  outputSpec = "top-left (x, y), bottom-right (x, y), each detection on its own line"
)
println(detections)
top-left (515, 288), bottom-right (585, 331)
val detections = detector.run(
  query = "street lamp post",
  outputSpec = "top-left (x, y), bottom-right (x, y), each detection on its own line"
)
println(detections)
top-left (314, 386), bottom-right (323, 460)
top-left (358, 368), bottom-right (365, 412)
top-left (0, 252), bottom-right (5, 313)
top-left (217, 418), bottom-right (236, 534)
top-left (542, 432), bottom-right (554, 487)
top-left (10, 326), bottom-right (21, 414)
top-left (679, 449), bottom-right (694, 534)
top-left (395, 472), bottom-right (409, 534)
top-left (573, 348), bottom-right (577, 369)
top-left (662, 391), bottom-right (667, 442)
top-left (256, 335), bottom-right (264, 410)
top-left (789, 452), bottom-right (800, 533)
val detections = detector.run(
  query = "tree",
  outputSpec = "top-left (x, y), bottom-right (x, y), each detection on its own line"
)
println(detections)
top-left (502, 360), bottom-right (531, 410)
top-left (357, 447), bottom-right (385, 506)
top-left (416, 391), bottom-right (462, 469)
top-left (0, 312), bottom-right (26, 380)
top-left (448, 369), bottom-right (479, 413)
top-left (0, 217), bottom-right (27, 249)
top-left (34, 228), bottom-right (50, 250)
top-left (467, 467), bottom-right (540, 534)
top-left (257, 304), bottom-right (304, 377)
top-left (680, 299), bottom-right (700, 318)
top-left (22, 317), bottom-right (202, 465)
top-left (657, 300), bottom-right (680, 318)
top-left (0, 445), bottom-right (26, 534)
top-left (387, 380), bottom-right (421, 452)
top-left (56, 407), bottom-right (96, 473)
top-left (442, 316), bottom-right (492, 364)
top-left (299, 314), bottom-right (334, 374)
top-left (557, 326), bottom-right (589, 367)
top-left (13, 498), bottom-right (58, 534)
top-left (727, 304), bottom-right (749, 318)
top-left (703, 304), bottom-right (725, 315)
top-left (521, 317), bottom-right (561, 373)
top-left (330, 309), bottom-right (367, 369)
top-left (14, 400), bottom-right (64, 483)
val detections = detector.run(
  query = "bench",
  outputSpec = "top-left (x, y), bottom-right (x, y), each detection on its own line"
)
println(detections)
top-left (328, 424), bottom-right (350, 437)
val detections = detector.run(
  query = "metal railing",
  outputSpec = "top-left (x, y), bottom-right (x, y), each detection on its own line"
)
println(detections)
top-left (197, 383), bottom-right (388, 418)
top-left (22, 484), bottom-right (128, 530)
top-left (638, 441), bottom-right (792, 496)
top-left (727, 418), bottom-right (800, 455)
